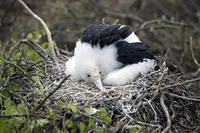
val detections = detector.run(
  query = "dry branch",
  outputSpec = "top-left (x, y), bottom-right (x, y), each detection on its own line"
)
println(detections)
top-left (165, 92), bottom-right (200, 102)
top-left (160, 93), bottom-right (171, 133)
top-left (17, 0), bottom-right (59, 68)
top-left (162, 77), bottom-right (200, 90)
top-left (189, 36), bottom-right (200, 68)
top-left (36, 75), bottom-right (70, 111)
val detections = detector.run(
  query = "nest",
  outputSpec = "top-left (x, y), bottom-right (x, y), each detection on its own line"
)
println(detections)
top-left (39, 54), bottom-right (200, 132)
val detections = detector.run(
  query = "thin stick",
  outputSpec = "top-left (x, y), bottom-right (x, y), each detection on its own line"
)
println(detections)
top-left (162, 77), bottom-right (200, 90)
top-left (0, 56), bottom-right (35, 82)
top-left (189, 36), bottom-right (200, 67)
top-left (36, 75), bottom-right (70, 111)
top-left (17, 0), bottom-right (59, 67)
top-left (165, 92), bottom-right (200, 102)
top-left (160, 93), bottom-right (171, 133)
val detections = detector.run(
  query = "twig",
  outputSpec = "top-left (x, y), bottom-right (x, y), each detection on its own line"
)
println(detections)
top-left (164, 92), bottom-right (200, 102)
top-left (0, 56), bottom-right (35, 82)
top-left (8, 39), bottom-right (22, 59)
top-left (162, 77), bottom-right (200, 90)
top-left (145, 99), bottom-right (158, 123)
top-left (7, 90), bottom-right (32, 112)
top-left (189, 36), bottom-right (200, 67)
top-left (8, 39), bottom-right (49, 60)
top-left (157, 62), bottom-right (168, 88)
top-left (121, 104), bottom-right (160, 128)
top-left (17, 0), bottom-right (59, 68)
top-left (160, 93), bottom-right (171, 133)
top-left (176, 120), bottom-right (198, 130)
top-left (36, 75), bottom-right (69, 111)
top-left (140, 19), bottom-right (190, 29)
top-left (21, 39), bottom-right (49, 59)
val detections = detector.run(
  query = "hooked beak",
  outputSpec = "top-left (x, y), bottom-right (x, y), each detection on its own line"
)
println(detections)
top-left (91, 77), bottom-right (105, 91)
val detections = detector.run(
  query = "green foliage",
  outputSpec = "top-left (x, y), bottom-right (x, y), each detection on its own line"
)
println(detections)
top-left (78, 122), bottom-right (85, 132)
top-left (68, 103), bottom-right (78, 113)
top-left (96, 126), bottom-right (105, 133)
top-left (129, 127), bottom-right (144, 133)
top-left (0, 29), bottom-right (113, 132)
top-left (62, 106), bottom-right (112, 132)
top-left (99, 108), bottom-right (112, 124)
top-left (0, 30), bottom-right (52, 133)
top-left (0, 98), bottom-right (27, 133)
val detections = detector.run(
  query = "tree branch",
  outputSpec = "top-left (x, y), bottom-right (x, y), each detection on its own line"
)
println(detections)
top-left (36, 75), bottom-right (70, 111)
top-left (160, 93), bottom-right (171, 133)
top-left (17, 0), bottom-right (59, 68)
top-left (162, 77), bottom-right (200, 90)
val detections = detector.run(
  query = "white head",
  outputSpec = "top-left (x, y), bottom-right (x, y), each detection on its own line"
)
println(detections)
top-left (80, 60), bottom-right (105, 91)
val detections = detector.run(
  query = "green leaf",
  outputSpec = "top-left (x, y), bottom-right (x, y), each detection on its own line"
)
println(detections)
top-left (58, 100), bottom-right (67, 109)
top-left (71, 129), bottom-right (76, 133)
top-left (87, 118), bottom-right (94, 129)
top-left (41, 29), bottom-right (46, 36)
top-left (78, 122), bottom-right (85, 132)
top-left (41, 42), bottom-right (47, 49)
top-left (99, 108), bottom-right (112, 124)
top-left (85, 107), bottom-right (98, 115)
top-left (100, 108), bottom-right (107, 113)
top-left (4, 106), bottom-right (18, 115)
top-left (27, 33), bottom-right (33, 40)
top-left (0, 120), bottom-right (6, 133)
top-left (129, 127), bottom-right (138, 133)
top-left (4, 98), bottom-right (12, 109)
top-left (68, 103), bottom-right (78, 113)
top-left (104, 116), bottom-right (112, 124)
top-left (65, 120), bottom-right (73, 128)
top-left (95, 126), bottom-right (104, 133)
top-left (34, 31), bottom-right (42, 39)
top-left (37, 119), bottom-right (49, 127)
top-left (17, 103), bottom-right (26, 114)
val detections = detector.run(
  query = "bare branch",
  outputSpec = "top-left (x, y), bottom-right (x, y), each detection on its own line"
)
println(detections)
top-left (17, 0), bottom-right (59, 68)
top-left (162, 77), bottom-right (200, 90)
top-left (165, 92), bottom-right (200, 102)
top-left (160, 93), bottom-right (171, 133)
top-left (189, 36), bottom-right (200, 68)
top-left (36, 75), bottom-right (70, 111)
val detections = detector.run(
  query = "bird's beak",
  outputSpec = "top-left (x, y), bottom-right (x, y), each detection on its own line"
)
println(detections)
top-left (91, 77), bottom-right (105, 91)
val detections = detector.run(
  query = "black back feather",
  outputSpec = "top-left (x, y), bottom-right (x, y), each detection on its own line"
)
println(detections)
top-left (81, 24), bottom-right (132, 48)
top-left (115, 41), bottom-right (155, 65)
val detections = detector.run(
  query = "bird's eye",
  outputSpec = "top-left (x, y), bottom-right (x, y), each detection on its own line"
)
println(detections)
top-left (87, 74), bottom-right (91, 77)
top-left (99, 71), bottom-right (101, 74)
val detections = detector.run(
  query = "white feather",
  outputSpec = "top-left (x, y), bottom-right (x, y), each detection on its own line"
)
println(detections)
top-left (103, 59), bottom-right (155, 86)
top-left (65, 33), bottom-right (154, 86)
top-left (65, 40), bottom-right (123, 82)
top-left (123, 32), bottom-right (141, 43)
top-left (119, 25), bottom-right (141, 43)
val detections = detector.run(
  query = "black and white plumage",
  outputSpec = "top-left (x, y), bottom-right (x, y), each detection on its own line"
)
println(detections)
top-left (65, 24), bottom-right (155, 90)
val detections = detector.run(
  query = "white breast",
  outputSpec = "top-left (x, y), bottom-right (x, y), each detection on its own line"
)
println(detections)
top-left (74, 40), bottom-right (123, 75)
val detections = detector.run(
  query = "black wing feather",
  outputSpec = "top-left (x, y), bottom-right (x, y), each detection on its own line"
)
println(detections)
top-left (115, 41), bottom-right (155, 65)
top-left (81, 24), bottom-right (132, 48)
top-left (117, 26), bottom-right (132, 39)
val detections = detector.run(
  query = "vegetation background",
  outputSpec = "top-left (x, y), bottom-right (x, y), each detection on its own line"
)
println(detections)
top-left (0, 0), bottom-right (200, 132)
top-left (1, 0), bottom-right (200, 71)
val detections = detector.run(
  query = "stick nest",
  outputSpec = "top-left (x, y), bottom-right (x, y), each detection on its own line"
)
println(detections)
top-left (37, 54), bottom-right (200, 132)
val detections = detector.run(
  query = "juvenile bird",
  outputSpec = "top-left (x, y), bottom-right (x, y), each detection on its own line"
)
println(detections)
top-left (65, 24), bottom-right (155, 90)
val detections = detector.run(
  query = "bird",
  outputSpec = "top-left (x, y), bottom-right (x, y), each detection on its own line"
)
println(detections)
top-left (65, 24), bottom-right (155, 91)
